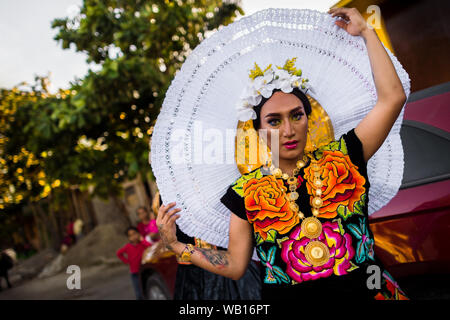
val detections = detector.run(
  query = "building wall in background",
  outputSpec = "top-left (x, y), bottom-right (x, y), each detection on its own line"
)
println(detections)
top-left (332, 0), bottom-right (450, 92)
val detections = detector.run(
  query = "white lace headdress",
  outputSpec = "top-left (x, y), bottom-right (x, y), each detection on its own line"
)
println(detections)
top-left (150, 8), bottom-right (411, 248)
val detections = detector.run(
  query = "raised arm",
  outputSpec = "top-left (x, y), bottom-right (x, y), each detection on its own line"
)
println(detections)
top-left (116, 246), bottom-right (129, 264)
top-left (157, 202), bottom-right (254, 280)
top-left (328, 7), bottom-right (407, 162)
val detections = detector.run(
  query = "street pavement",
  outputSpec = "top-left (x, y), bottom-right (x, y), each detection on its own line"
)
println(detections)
top-left (0, 263), bottom-right (136, 300)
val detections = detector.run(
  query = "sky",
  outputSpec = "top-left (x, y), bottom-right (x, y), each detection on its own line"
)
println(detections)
top-left (0, 0), bottom-right (337, 93)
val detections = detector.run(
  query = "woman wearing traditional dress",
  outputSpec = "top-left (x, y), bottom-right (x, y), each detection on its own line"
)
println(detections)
top-left (152, 191), bottom-right (261, 299)
top-left (155, 7), bottom-right (410, 300)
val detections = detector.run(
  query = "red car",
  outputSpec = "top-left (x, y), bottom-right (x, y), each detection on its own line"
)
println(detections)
top-left (370, 81), bottom-right (450, 299)
top-left (141, 82), bottom-right (450, 299)
top-left (139, 244), bottom-right (178, 300)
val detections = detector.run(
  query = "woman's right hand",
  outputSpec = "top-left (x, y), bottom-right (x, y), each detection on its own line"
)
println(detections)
top-left (156, 202), bottom-right (181, 250)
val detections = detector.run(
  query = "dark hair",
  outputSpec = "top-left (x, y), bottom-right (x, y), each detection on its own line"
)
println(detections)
top-left (136, 206), bottom-right (148, 213)
top-left (125, 226), bottom-right (139, 236)
top-left (252, 87), bottom-right (312, 130)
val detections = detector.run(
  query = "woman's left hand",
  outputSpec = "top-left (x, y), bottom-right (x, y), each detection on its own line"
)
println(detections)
top-left (328, 7), bottom-right (369, 37)
top-left (156, 202), bottom-right (181, 250)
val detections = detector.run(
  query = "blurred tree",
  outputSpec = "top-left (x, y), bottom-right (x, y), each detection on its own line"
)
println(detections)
top-left (50, 0), bottom-right (243, 194)
top-left (0, 78), bottom-right (71, 249)
top-left (0, 0), bottom-right (243, 249)
top-left (0, 77), bottom-right (102, 249)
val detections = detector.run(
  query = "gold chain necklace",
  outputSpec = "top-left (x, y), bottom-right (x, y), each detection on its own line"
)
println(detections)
top-left (265, 155), bottom-right (330, 267)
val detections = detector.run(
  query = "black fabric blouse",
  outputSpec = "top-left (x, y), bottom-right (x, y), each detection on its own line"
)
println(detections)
top-left (220, 128), bottom-right (409, 300)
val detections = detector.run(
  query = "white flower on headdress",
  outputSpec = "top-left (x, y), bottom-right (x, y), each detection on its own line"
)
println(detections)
top-left (253, 69), bottom-right (276, 98)
top-left (273, 68), bottom-right (291, 82)
top-left (236, 57), bottom-right (311, 122)
top-left (236, 100), bottom-right (257, 121)
top-left (240, 85), bottom-right (262, 107)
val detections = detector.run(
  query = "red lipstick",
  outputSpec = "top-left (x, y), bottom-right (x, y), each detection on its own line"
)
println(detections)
top-left (283, 140), bottom-right (298, 149)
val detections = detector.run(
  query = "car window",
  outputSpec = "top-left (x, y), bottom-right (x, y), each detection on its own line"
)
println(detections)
top-left (400, 120), bottom-right (450, 189)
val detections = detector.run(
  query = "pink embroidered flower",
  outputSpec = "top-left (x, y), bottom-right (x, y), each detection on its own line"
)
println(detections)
top-left (280, 220), bottom-right (355, 283)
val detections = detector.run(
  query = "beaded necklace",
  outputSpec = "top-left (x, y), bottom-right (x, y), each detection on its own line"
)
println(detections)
top-left (264, 154), bottom-right (330, 266)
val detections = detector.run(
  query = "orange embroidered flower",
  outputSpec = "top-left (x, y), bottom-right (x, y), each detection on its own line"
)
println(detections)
top-left (304, 150), bottom-right (366, 219)
top-left (243, 175), bottom-right (299, 241)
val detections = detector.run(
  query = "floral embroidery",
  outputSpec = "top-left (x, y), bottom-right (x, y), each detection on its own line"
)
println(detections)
top-left (224, 130), bottom-right (407, 300)
top-left (314, 137), bottom-right (348, 159)
top-left (304, 145), bottom-right (366, 220)
top-left (336, 194), bottom-right (366, 221)
top-left (280, 219), bottom-right (357, 283)
top-left (374, 270), bottom-right (409, 300)
top-left (232, 168), bottom-right (263, 197)
top-left (347, 217), bottom-right (375, 264)
top-left (243, 175), bottom-right (300, 241)
top-left (257, 246), bottom-right (290, 284)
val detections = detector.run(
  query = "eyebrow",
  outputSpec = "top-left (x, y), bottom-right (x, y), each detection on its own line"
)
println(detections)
top-left (264, 106), bottom-right (304, 118)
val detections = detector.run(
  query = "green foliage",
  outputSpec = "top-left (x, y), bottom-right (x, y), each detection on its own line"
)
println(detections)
top-left (0, 0), bottom-right (243, 212)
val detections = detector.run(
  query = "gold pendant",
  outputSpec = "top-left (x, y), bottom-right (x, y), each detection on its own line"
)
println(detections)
top-left (289, 202), bottom-right (299, 212)
top-left (304, 241), bottom-right (330, 267)
top-left (287, 176), bottom-right (297, 185)
top-left (296, 160), bottom-right (306, 168)
top-left (287, 191), bottom-right (299, 201)
top-left (272, 168), bottom-right (282, 178)
top-left (312, 196), bottom-right (323, 207)
top-left (301, 216), bottom-right (322, 239)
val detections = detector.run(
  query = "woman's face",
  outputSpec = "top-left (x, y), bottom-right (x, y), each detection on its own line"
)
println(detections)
top-left (137, 208), bottom-right (149, 221)
top-left (258, 91), bottom-right (308, 162)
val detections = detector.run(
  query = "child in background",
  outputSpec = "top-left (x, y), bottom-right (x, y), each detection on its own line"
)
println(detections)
top-left (116, 226), bottom-right (152, 300)
top-left (136, 206), bottom-right (159, 244)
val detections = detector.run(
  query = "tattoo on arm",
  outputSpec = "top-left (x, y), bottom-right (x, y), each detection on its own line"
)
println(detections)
top-left (158, 224), bottom-right (173, 250)
top-left (195, 248), bottom-right (229, 269)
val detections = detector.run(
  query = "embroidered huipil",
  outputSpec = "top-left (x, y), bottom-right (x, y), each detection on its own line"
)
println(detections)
top-left (220, 128), bottom-right (408, 300)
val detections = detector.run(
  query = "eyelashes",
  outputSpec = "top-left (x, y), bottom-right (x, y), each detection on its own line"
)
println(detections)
top-left (268, 119), bottom-right (281, 126)
top-left (267, 112), bottom-right (304, 126)
top-left (292, 112), bottom-right (304, 120)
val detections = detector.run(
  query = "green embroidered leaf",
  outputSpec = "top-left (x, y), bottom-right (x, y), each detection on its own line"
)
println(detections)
top-left (273, 266), bottom-right (290, 284)
top-left (353, 200), bottom-right (362, 214)
top-left (266, 229), bottom-right (277, 243)
top-left (339, 136), bottom-right (348, 155)
top-left (256, 246), bottom-right (267, 262)
top-left (255, 233), bottom-right (264, 246)
top-left (353, 200), bottom-right (364, 216)
top-left (314, 136), bottom-right (348, 160)
top-left (361, 193), bottom-right (366, 205)
top-left (321, 136), bottom-right (348, 154)
top-left (276, 236), bottom-right (289, 248)
top-left (231, 168), bottom-right (263, 197)
top-left (347, 261), bottom-right (360, 272)
top-left (353, 193), bottom-right (366, 216)
top-left (323, 140), bottom-right (341, 152)
top-left (312, 147), bottom-right (323, 160)
top-left (337, 204), bottom-right (354, 221)
top-left (332, 217), bottom-right (345, 236)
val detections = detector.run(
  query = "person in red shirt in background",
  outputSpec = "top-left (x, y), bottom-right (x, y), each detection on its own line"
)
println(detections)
top-left (117, 226), bottom-right (152, 300)
top-left (136, 206), bottom-right (159, 244)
